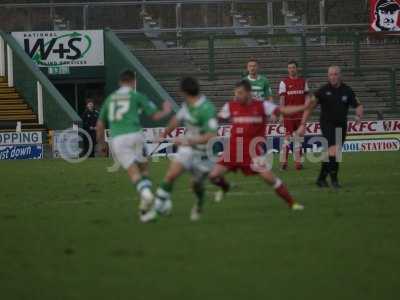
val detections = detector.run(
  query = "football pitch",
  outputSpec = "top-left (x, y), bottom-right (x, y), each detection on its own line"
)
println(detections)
top-left (1, 152), bottom-right (399, 300)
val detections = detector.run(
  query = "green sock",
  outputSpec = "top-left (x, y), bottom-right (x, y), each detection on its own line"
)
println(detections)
top-left (160, 180), bottom-right (173, 193)
top-left (135, 176), bottom-right (152, 194)
top-left (193, 182), bottom-right (205, 212)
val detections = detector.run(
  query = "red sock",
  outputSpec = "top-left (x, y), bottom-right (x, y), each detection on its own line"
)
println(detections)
top-left (210, 176), bottom-right (230, 192)
top-left (274, 179), bottom-right (295, 207)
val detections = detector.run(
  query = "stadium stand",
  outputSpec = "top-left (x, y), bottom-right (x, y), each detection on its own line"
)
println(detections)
top-left (133, 43), bottom-right (400, 120)
top-left (0, 76), bottom-right (43, 131)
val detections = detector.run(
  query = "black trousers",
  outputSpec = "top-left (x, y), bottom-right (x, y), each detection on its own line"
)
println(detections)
top-left (320, 121), bottom-right (347, 147)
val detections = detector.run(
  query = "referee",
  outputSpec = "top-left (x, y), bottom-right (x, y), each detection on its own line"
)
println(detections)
top-left (298, 66), bottom-right (364, 188)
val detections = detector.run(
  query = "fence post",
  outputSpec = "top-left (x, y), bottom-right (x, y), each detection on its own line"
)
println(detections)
top-left (83, 5), bottom-right (88, 30)
top-left (37, 81), bottom-right (44, 125)
top-left (353, 32), bottom-right (361, 76)
top-left (0, 36), bottom-right (4, 77)
top-left (390, 68), bottom-right (397, 110)
top-left (7, 45), bottom-right (13, 87)
top-left (300, 33), bottom-right (307, 78)
top-left (208, 35), bottom-right (215, 80)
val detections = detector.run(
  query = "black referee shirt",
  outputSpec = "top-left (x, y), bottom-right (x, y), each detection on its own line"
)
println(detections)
top-left (314, 83), bottom-right (360, 126)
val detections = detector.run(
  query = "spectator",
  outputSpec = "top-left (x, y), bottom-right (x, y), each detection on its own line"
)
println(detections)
top-left (81, 98), bottom-right (99, 157)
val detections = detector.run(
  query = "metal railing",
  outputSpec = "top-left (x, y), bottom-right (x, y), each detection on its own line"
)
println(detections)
top-left (0, 1), bottom-right (368, 33)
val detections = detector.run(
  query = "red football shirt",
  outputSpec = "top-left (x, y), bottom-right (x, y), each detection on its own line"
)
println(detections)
top-left (279, 77), bottom-right (309, 120)
top-left (219, 99), bottom-right (279, 165)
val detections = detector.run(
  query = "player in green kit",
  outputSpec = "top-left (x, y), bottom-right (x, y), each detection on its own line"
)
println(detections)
top-left (96, 70), bottom-right (172, 222)
top-left (244, 58), bottom-right (273, 101)
top-left (141, 77), bottom-right (218, 222)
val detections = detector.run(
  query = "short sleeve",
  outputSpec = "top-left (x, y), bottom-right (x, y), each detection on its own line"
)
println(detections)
top-left (99, 98), bottom-right (109, 122)
top-left (176, 106), bottom-right (187, 121)
top-left (218, 103), bottom-right (230, 119)
top-left (201, 104), bottom-right (218, 133)
top-left (264, 78), bottom-right (273, 97)
top-left (278, 81), bottom-right (286, 96)
top-left (137, 93), bottom-right (158, 116)
top-left (348, 88), bottom-right (360, 108)
top-left (263, 101), bottom-right (279, 116)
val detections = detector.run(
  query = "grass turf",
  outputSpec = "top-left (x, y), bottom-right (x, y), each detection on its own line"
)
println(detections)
top-left (0, 152), bottom-right (399, 300)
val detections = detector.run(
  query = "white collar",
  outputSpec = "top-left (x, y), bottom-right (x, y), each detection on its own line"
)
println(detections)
top-left (118, 86), bottom-right (133, 93)
top-left (193, 95), bottom-right (206, 107)
top-left (247, 75), bottom-right (259, 81)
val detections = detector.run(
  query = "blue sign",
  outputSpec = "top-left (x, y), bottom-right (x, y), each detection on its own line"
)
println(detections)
top-left (0, 145), bottom-right (43, 160)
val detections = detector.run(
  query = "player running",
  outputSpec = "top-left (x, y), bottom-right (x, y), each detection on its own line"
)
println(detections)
top-left (244, 58), bottom-right (273, 102)
top-left (279, 60), bottom-right (310, 170)
top-left (142, 77), bottom-right (218, 222)
top-left (96, 70), bottom-right (172, 222)
top-left (209, 80), bottom-right (308, 210)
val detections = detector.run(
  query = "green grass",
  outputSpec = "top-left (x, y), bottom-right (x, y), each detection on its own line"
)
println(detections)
top-left (1, 152), bottom-right (400, 300)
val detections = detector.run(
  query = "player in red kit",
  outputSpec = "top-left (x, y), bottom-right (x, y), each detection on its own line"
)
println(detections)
top-left (209, 80), bottom-right (308, 210)
top-left (279, 60), bottom-right (310, 170)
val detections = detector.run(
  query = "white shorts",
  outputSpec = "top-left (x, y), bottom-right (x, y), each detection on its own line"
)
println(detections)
top-left (110, 132), bottom-right (147, 169)
top-left (174, 146), bottom-right (214, 182)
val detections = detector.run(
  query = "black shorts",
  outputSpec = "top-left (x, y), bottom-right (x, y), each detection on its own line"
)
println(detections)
top-left (320, 122), bottom-right (347, 147)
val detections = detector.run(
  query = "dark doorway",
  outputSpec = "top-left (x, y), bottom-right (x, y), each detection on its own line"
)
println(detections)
top-left (54, 82), bottom-right (105, 116)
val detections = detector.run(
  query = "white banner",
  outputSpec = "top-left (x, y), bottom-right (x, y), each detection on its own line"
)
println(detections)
top-left (142, 120), bottom-right (400, 141)
top-left (12, 30), bottom-right (104, 67)
top-left (0, 131), bottom-right (42, 146)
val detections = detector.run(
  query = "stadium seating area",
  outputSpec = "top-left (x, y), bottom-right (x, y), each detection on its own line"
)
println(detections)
top-left (133, 43), bottom-right (400, 120)
top-left (0, 76), bottom-right (43, 132)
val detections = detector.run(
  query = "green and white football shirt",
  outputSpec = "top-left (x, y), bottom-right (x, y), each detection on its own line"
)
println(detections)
top-left (99, 86), bottom-right (157, 138)
top-left (245, 75), bottom-right (273, 100)
top-left (176, 95), bottom-right (218, 152)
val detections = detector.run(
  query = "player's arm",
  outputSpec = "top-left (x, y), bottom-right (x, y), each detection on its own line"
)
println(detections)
top-left (265, 78), bottom-right (274, 102)
top-left (218, 103), bottom-right (230, 120)
top-left (299, 96), bottom-right (317, 123)
top-left (278, 81), bottom-right (286, 122)
top-left (150, 101), bottom-right (173, 121)
top-left (138, 93), bottom-right (172, 121)
top-left (296, 95), bottom-right (318, 136)
top-left (96, 100), bottom-right (108, 153)
top-left (300, 80), bottom-right (312, 124)
top-left (355, 102), bottom-right (364, 124)
top-left (161, 116), bottom-right (179, 139)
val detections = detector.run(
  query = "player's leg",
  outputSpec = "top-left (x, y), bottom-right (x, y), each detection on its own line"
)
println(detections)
top-left (209, 163), bottom-right (230, 202)
top-left (293, 120), bottom-right (304, 170)
top-left (135, 161), bottom-right (155, 213)
top-left (140, 159), bottom-right (185, 223)
top-left (280, 119), bottom-right (292, 170)
top-left (189, 156), bottom-right (214, 220)
top-left (153, 159), bottom-right (185, 216)
top-left (111, 133), bottom-right (155, 218)
top-left (317, 122), bottom-right (333, 187)
top-left (327, 126), bottom-right (346, 189)
top-left (258, 169), bottom-right (304, 210)
top-left (190, 175), bottom-right (207, 221)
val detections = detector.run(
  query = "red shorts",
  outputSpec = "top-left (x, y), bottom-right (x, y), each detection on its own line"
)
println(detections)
top-left (218, 161), bottom-right (258, 176)
top-left (283, 119), bottom-right (302, 136)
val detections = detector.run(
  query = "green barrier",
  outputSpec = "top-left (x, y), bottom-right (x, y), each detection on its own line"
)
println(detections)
top-left (0, 31), bottom-right (81, 129)
top-left (103, 29), bottom-right (178, 127)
